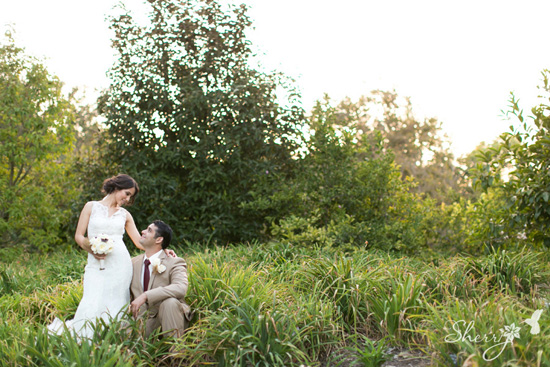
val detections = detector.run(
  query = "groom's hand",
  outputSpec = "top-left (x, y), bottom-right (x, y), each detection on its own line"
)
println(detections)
top-left (130, 293), bottom-right (148, 318)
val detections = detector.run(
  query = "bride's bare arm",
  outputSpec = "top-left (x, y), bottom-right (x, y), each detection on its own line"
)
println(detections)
top-left (125, 212), bottom-right (177, 257)
top-left (75, 202), bottom-right (101, 258)
top-left (125, 212), bottom-right (146, 251)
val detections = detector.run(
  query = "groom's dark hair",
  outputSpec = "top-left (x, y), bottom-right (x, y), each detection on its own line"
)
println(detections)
top-left (152, 220), bottom-right (172, 249)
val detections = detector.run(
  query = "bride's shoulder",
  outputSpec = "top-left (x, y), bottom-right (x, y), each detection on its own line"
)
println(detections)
top-left (81, 201), bottom-right (96, 212)
top-left (121, 207), bottom-right (132, 219)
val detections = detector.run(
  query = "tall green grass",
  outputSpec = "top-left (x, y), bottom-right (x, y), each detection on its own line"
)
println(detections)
top-left (1, 243), bottom-right (548, 366)
top-left (464, 247), bottom-right (549, 295)
top-left (366, 272), bottom-right (427, 343)
top-left (423, 294), bottom-right (549, 366)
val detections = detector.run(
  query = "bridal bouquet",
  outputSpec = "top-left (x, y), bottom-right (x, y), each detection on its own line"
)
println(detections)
top-left (90, 235), bottom-right (115, 270)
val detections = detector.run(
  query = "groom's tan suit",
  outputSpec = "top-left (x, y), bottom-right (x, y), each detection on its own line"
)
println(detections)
top-left (130, 251), bottom-right (192, 337)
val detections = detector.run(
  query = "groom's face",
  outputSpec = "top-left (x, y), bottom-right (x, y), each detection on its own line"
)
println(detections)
top-left (140, 223), bottom-right (161, 248)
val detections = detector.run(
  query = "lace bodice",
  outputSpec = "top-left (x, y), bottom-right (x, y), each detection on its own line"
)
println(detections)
top-left (88, 201), bottom-right (127, 239)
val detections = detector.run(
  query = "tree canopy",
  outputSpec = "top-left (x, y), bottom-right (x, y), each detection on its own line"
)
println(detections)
top-left (0, 32), bottom-right (77, 250)
top-left (334, 90), bottom-right (462, 203)
top-left (98, 0), bottom-right (305, 244)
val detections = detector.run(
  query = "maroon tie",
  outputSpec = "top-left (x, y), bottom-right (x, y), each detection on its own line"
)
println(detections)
top-left (143, 259), bottom-right (151, 291)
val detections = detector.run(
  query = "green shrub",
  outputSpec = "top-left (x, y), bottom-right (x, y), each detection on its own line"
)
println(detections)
top-left (0, 292), bottom-right (52, 324)
top-left (247, 99), bottom-right (430, 254)
top-left (271, 213), bottom-right (334, 248)
top-left (0, 248), bottom-right (86, 297)
top-left (0, 316), bottom-right (29, 366)
top-left (289, 292), bottom-right (341, 360)
top-left (343, 336), bottom-right (392, 367)
top-left (468, 75), bottom-right (550, 248)
top-left (422, 257), bottom-right (493, 301)
top-left (26, 326), bottom-right (135, 367)
top-left (2, 240), bottom-right (547, 366)
top-left (178, 290), bottom-right (341, 366)
top-left (0, 34), bottom-right (79, 253)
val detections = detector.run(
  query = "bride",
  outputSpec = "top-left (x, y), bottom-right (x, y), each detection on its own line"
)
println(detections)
top-left (48, 174), bottom-right (174, 338)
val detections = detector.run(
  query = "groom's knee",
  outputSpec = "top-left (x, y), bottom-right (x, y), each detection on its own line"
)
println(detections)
top-left (159, 298), bottom-right (180, 314)
top-left (158, 298), bottom-right (184, 326)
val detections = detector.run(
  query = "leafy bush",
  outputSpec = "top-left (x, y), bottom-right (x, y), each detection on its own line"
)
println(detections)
top-left (43, 281), bottom-right (83, 321)
top-left (342, 336), bottom-right (392, 367)
top-left (248, 99), bottom-right (429, 254)
top-left (422, 257), bottom-right (491, 301)
top-left (466, 70), bottom-right (550, 249)
top-left (181, 296), bottom-right (310, 366)
top-left (462, 188), bottom-right (521, 253)
top-left (26, 325), bottom-right (136, 367)
top-left (289, 292), bottom-right (340, 360)
top-left (0, 249), bottom-right (86, 296)
top-left (421, 199), bottom-right (469, 254)
top-left (271, 213), bottom-right (334, 248)
top-left (0, 32), bottom-right (79, 252)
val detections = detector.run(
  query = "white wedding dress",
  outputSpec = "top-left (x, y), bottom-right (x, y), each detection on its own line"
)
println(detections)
top-left (48, 201), bottom-right (133, 339)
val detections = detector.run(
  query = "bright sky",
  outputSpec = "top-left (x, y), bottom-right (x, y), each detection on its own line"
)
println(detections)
top-left (2, 0), bottom-right (550, 157)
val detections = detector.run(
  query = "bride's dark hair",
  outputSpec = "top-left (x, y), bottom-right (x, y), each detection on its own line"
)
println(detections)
top-left (102, 174), bottom-right (139, 205)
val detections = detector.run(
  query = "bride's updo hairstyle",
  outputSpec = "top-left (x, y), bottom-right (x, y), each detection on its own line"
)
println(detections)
top-left (102, 174), bottom-right (140, 205)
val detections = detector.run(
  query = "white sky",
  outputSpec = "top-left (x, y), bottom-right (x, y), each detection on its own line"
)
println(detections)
top-left (2, 0), bottom-right (550, 157)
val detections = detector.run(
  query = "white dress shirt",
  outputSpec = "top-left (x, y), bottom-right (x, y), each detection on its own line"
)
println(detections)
top-left (142, 250), bottom-right (163, 290)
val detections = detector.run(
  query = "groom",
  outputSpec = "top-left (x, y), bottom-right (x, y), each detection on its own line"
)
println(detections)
top-left (129, 220), bottom-right (192, 337)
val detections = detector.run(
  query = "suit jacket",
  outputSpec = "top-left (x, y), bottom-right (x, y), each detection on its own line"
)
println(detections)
top-left (130, 251), bottom-right (192, 321)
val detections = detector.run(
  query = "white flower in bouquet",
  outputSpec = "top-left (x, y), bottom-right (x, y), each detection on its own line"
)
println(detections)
top-left (89, 235), bottom-right (115, 270)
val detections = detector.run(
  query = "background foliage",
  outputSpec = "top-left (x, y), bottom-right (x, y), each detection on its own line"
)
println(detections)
top-left (96, 0), bottom-right (304, 245)
top-left (0, 31), bottom-right (78, 252)
top-left (2, 0), bottom-right (550, 257)
top-left (3, 0), bottom-right (550, 365)
top-left (246, 97), bottom-right (428, 253)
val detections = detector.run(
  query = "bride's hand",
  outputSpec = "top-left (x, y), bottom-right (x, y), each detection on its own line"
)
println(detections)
top-left (92, 253), bottom-right (107, 260)
top-left (164, 249), bottom-right (177, 258)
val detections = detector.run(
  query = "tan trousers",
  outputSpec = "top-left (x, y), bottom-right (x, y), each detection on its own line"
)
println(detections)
top-left (144, 298), bottom-right (188, 337)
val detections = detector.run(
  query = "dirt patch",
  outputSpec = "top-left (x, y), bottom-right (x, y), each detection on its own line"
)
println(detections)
top-left (321, 348), bottom-right (432, 367)
top-left (381, 348), bottom-right (432, 367)
top-left (320, 345), bottom-right (432, 367)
